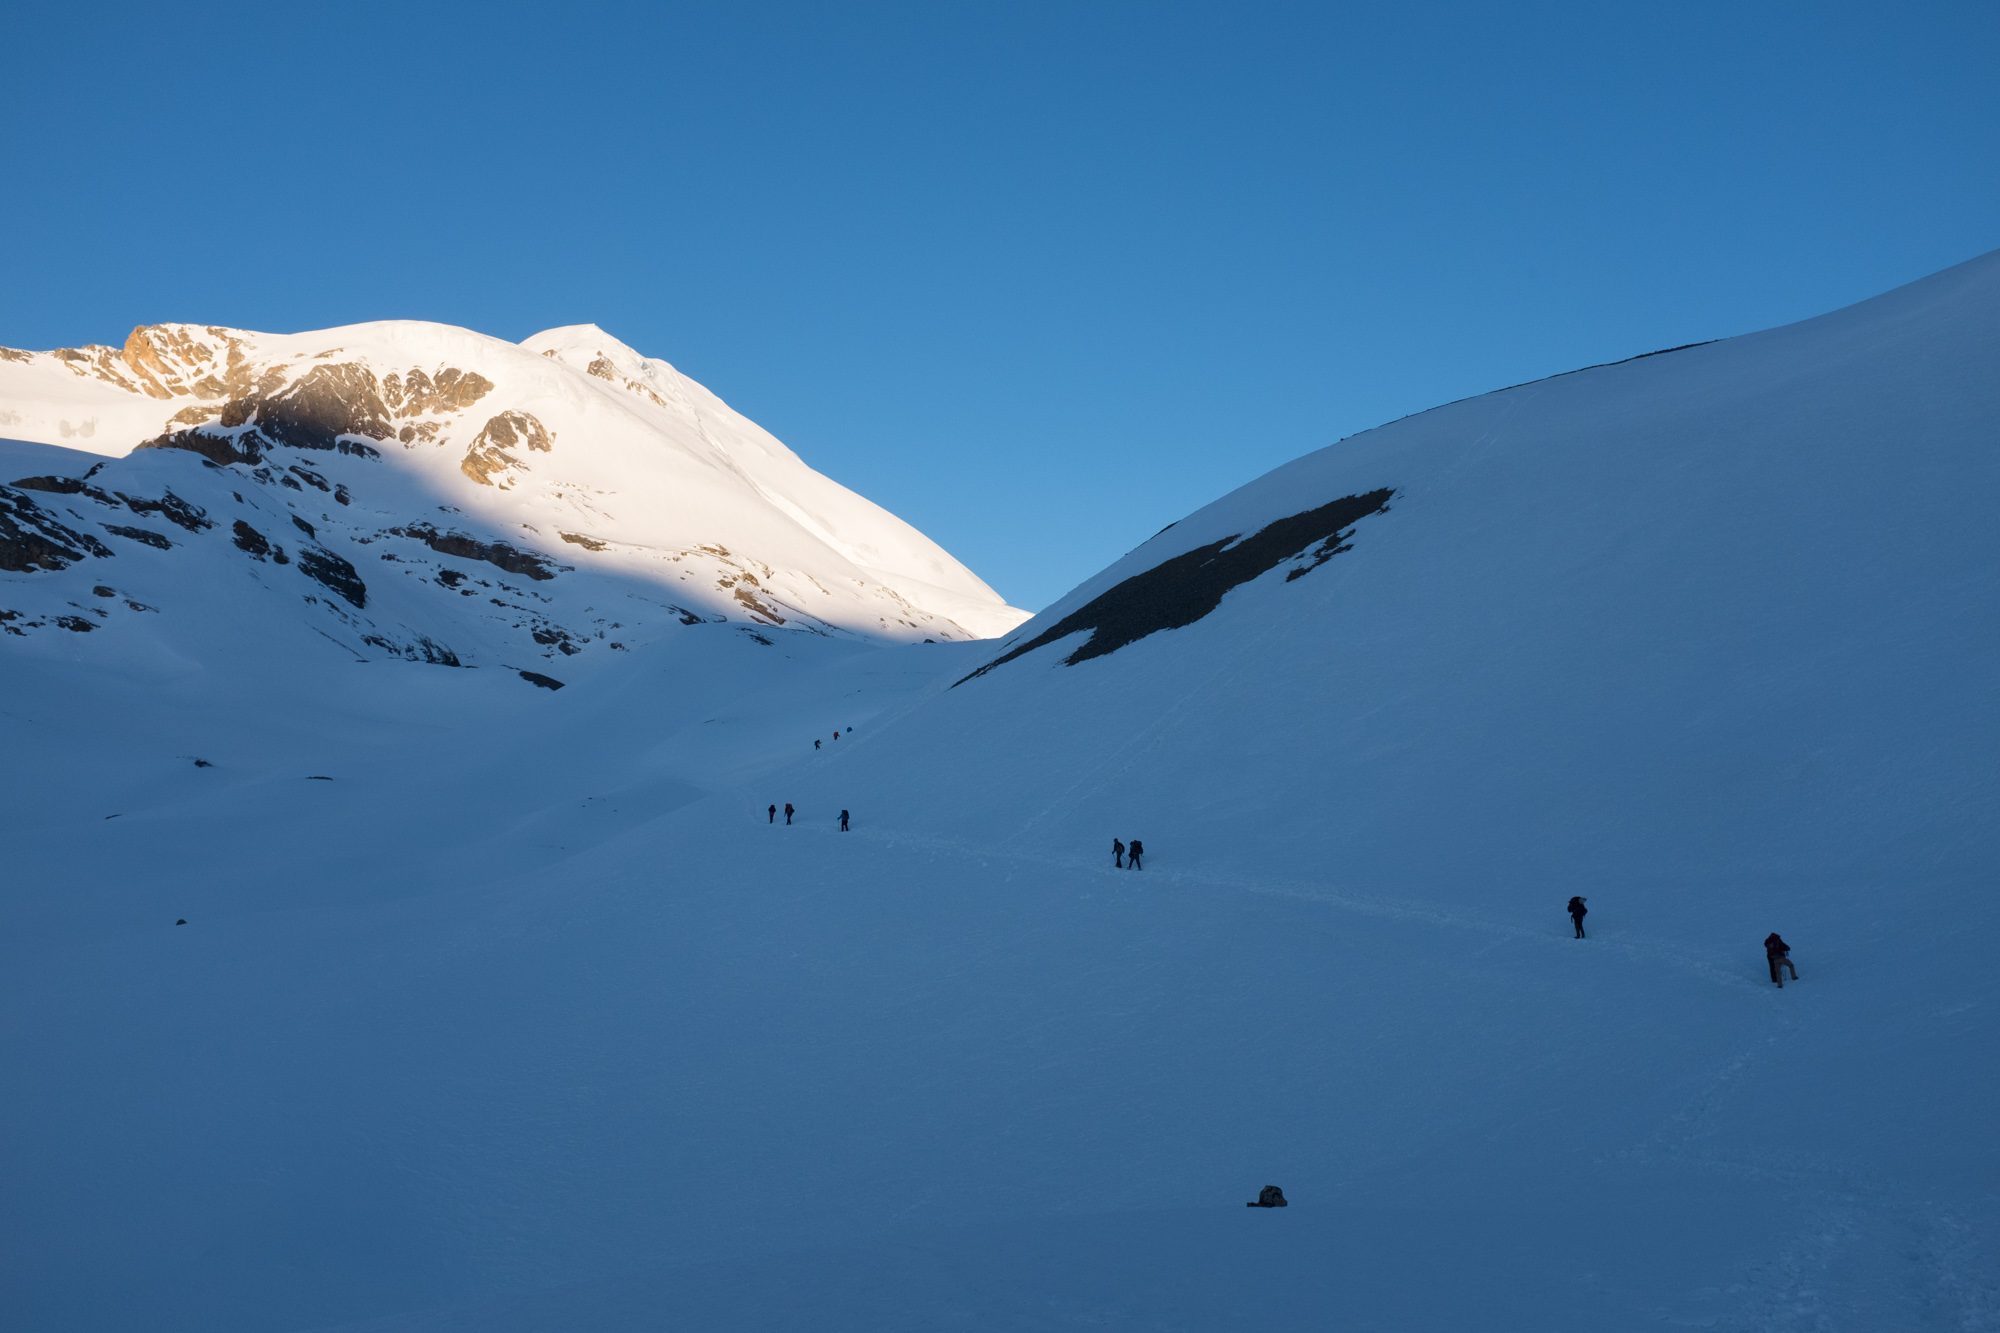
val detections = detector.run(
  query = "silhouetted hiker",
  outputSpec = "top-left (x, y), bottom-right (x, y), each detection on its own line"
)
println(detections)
top-left (767, 804), bottom-right (776, 824)
top-left (1764, 932), bottom-right (1798, 987)
top-left (1245, 1185), bottom-right (1288, 1208)
top-left (784, 803), bottom-right (795, 826)
top-left (1113, 838), bottom-right (1125, 868)
top-left (839, 809), bottom-right (850, 832)
top-left (814, 738), bottom-right (821, 751)
top-left (833, 730), bottom-right (840, 741)
top-left (1128, 839), bottom-right (1144, 870)
top-left (1568, 896), bottom-right (1588, 939)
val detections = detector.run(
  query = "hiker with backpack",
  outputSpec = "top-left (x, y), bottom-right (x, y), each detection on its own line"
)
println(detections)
top-left (1128, 839), bottom-right (1144, 870)
top-left (839, 809), bottom-right (850, 832)
top-left (784, 803), bottom-right (795, 826)
top-left (1112, 838), bottom-right (1125, 868)
top-left (1568, 896), bottom-right (1588, 939)
top-left (1764, 933), bottom-right (1798, 987)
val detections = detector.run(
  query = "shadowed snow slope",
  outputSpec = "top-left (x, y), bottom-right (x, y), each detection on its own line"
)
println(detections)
top-left (2, 252), bottom-right (1997, 1331)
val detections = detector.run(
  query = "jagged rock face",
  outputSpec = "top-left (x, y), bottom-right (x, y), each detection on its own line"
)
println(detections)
top-left (460, 410), bottom-right (554, 487)
top-left (0, 317), bottom-right (1030, 669)
top-left (0, 488), bottom-right (115, 572)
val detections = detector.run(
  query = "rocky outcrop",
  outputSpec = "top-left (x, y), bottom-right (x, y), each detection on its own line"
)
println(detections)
top-left (382, 367), bottom-right (493, 416)
top-left (460, 410), bottom-right (554, 487)
top-left (959, 489), bottom-right (1395, 685)
top-left (0, 488), bottom-right (115, 572)
top-left (117, 490), bottom-right (211, 533)
top-left (297, 547), bottom-right (367, 608)
top-left (232, 520), bottom-right (273, 558)
top-left (141, 359), bottom-right (481, 466)
top-left (103, 524), bottom-right (173, 550)
top-left (11, 475), bottom-right (120, 506)
top-left (387, 523), bottom-right (560, 581)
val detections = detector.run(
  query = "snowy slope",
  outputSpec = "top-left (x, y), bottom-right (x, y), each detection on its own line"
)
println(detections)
top-left (0, 320), bottom-right (1027, 674)
top-left (3, 253), bottom-right (1997, 1331)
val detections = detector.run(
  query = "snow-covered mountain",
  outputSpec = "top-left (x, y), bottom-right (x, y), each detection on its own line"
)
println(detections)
top-left (3, 253), bottom-right (1996, 1331)
top-left (1, 320), bottom-right (1027, 677)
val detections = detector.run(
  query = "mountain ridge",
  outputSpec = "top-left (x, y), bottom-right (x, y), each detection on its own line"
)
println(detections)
top-left (0, 318), bottom-right (1029, 672)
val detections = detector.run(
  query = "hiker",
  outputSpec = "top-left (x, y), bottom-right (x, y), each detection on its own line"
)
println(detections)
top-left (814, 738), bottom-right (821, 751)
top-left (1112, 838), bottom-right (1125, 868)
top-left (767, 803), bottom-right (776, 824)
top-left (784, 803), bottom-right (795, 826)
top-left (1128, 839), bottom-right (1144, 870)
top-left (833, 730), bottom-right (840, 741)
top-left (1764, 933), bottom-right (1798, 987)
top-left (1568, 896), bottom-right (1588, 939)
top-left (1245, 1185), bottom-right (1288, 1208)
top-left (839, 809), bottom-right (850, 832)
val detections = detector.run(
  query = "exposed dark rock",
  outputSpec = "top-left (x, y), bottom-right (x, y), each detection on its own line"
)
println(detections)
top-left (306, 775), bottom-right (334, 781)
top-left (436, 568), bottom-right (466, 588)
top-left (272, 546), bottom-right (290, 565)
top-left (958, 488), bottom-right (1395, 686)
top-left (176, 918), bottom-right (187, 925)
top-left (558, 531), bottom-right (607, 551)
top-left (333, 484), bottom-right (351, 506)
top-left (118, 491), bottom-right (211, 532)
top-left (104, 524), bottom-right (173, 550)
top-left (56, 615), bottom-right (96, 632)
top-left (193, 758), bottom-right (213, 768)
top-left (297, 547), bottom-right (367, 608)
top-left (530, 623), bottom-right (582, 655)
top-left (232, 520), bottom-right (272, 558)
top-left (519, 670), bottom-right (565, 690)
top-left (289, 465), bottom-right (330, 493)
top-left (12, 475), bottom-right (120, 505)
top-left (292, 515), bottom-right (316, 538)
top-left (279, 473), bottom-right (303, 491)
top-left (139, 427), bottom-right (262, 467)
top-left (389, 523), bottom-right (559, 580)
top-left (360, 632), bottom-right (460, 665)
top-left (1246, 1185), bottom-right (1289, 1208)
top-left (124, 599), bottom-right (155, 612)
top-left (0, 488), bottom-right (115, 571)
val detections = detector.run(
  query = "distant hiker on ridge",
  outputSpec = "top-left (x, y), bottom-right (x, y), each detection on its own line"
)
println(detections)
top-left (839, 809), bottom-right (850, 832)
top-left (767, 803), bottom-right (776, 824)
top-left (1568, 896), bottom-right (1588, 939)
top-left (1128, 839), bottom-right (1144, 870)
top-left (784, 803), bottom-right (795, 826)
top-left (1764, 932), bottom-right (1798, 987)
top-left (1113, 838), bottom-right (1125, 869)
top-left (814, 738), bottom-right (821, 751)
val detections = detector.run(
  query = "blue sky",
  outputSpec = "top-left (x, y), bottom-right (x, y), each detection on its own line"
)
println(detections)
top-left (4, 0), bottom-right (1996, 611)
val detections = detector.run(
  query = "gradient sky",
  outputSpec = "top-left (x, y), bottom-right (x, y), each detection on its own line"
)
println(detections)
top-left (4, 0), bottom-right (1996, 611)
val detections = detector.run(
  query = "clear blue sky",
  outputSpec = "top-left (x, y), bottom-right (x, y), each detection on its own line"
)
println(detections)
top-left (4, 1), bottom-right (1996, 611)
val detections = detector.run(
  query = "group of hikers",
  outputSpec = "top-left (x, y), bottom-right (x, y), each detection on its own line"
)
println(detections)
top-left (811, 726), bottom-right (855, 752)
top-left (767, 802), bottom-right (851, 831)
top-left (1567, 896), bottom-right (1801, 987)
top-left (1111, 838), bottom-right (1144, 870)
